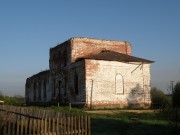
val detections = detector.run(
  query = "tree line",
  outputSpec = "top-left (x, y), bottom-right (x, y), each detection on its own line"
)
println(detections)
top-left (151, 81), bottom-right (180, 109)
top-left (151, 81), bottom-right (180, 134)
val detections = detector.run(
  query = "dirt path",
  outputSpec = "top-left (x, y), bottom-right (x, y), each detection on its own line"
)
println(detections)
top-left (86, 109), bottom-right (159, 114)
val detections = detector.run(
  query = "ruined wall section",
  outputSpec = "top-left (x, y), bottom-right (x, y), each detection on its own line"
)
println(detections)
top-left (48, 68), bottom-right (68, 105)
top-left (48, 40), bottom-right (86, 106)
top-left (49, 40), bottom-right (71, 71)
top-left (71, 38), bottom-right (132, 63)
top-left (85, 59), bottom-right (151, 108)
top-left (25, 70), bottom-right (50, 104)
top-left (49, 41), bottom-right (71, 105)
top-left (67, 60), bottom-right (86, 105)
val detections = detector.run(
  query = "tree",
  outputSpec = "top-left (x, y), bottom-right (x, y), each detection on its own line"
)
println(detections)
top-left (150, 87), bottom-right (170, 109)
top-left (0, 90), bottom-right (3, 96)
top-left (171, 82), bottom-right (180, 134)
top-left (172, 82), bottom-right (180, 108)
top-left (0, 90), bottom-right (4, 101)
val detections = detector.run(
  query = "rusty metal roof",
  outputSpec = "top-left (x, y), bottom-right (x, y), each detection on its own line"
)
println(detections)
top-left (80, 50), bottom-right (154, 63)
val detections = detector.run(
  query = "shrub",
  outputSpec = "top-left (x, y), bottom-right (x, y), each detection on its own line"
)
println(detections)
top-left (172, 82), bottom-right (180, 108)
top-left (150, 87), bottom-right (170, 109)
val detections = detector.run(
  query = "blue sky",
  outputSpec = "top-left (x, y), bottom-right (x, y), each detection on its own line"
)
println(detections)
top-left (0, 0), bottom-right (180, 96)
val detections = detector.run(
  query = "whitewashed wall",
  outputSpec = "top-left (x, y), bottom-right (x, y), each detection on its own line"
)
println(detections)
top-left (85, 59), bottom-right (151, 108)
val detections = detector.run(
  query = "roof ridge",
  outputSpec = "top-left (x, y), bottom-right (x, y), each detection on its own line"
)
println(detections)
top-left (79, 51), bottom-right (154, 63)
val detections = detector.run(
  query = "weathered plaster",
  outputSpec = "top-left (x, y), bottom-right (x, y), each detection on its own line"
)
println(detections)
top-left (25, 37), bottom-right (152, 108)
top-left (85, 59), bottom-right (151, 108)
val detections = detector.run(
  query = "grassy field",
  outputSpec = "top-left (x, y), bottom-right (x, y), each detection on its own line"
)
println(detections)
top-left (90, 112), bottom-right (170, 135)
top-left (29, 106), bottom-right (178, 135)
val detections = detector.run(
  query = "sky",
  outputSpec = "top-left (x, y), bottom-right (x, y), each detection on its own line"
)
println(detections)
top-left (0, 0), bottom-right (180, 96)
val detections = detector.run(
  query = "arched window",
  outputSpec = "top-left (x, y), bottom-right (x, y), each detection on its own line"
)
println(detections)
top-left (43, 80), bottom-right (47, 100)
top-left (58, 80), bottom-right (62, 96)
top-left (74, 72), bottom-right (79, 95)
top-left (53, 79), bottom-right (56, 97)
top-left (62, 50), bottom-right (67, 67)
top-left (64, 78), bottom-right (67, 97)
top-left (53, 54), bottom-right (56, 68)
top-left (115, 74), bottom-right (124, 94)
top-left (58, 51), bottom-right (61, 67)
top-left (33, 82), bottom-right (36, 100)
top-left (38, 82), bottom-right (41, 100)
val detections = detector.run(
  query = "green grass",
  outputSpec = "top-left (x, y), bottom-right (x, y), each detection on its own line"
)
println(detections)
top-left (89, 112), bottom-right (170, 135)
top-left (27, 105), bottom-right (87, 114)
top-left (27, 106), bottom-right (178, 135)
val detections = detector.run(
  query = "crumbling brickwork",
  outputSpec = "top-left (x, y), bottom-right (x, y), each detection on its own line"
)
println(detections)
top-left (25, 37), bottom-right (153, 108)
top-left (70, 38), bottom-right (132, 63)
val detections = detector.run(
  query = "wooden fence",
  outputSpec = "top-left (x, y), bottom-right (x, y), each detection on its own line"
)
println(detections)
top-left (0, 105), bottom-right (90, 135)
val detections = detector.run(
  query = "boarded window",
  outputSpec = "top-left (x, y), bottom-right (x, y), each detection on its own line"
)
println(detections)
top-left (115, 74), bottom-right (124, 94)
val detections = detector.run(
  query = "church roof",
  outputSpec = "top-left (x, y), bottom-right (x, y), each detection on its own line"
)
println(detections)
top-left (80, 50), bottom-right (154, 63)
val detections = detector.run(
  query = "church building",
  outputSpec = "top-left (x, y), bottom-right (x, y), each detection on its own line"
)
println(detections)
top-left (25, 37), bottom-right (154, 108)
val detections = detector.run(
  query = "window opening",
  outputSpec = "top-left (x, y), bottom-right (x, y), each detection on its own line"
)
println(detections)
top-left (63, 50), bottom-right (67, 67)
top-left (38, 82), bottom-right (41, 100)
top-left (53, 54), bottom-right (56, 68)
top-left (115, 74), bottom-right (124, 94)
top-left (58, 52), bottom-right (61, 67)
top-left (64, 79), bottom-right (66, 97)
top-left (74, 72), bottom-right (79, 95)
top-left (53, 79), bottom-right (56, 97)
top-left (33, 82), bottom-right (36, 100)
top-left (58, 80), bottom-right (62, 96)
top-left (43, 80), bottom-right (46, 99)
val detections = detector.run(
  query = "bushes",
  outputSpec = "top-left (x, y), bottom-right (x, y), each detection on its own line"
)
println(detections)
top-left (150, 87), bottom-right (171, 109)
top-left (151, 84), bottom-right (180, 134)
top-left (0, 91), bottom-right (25, 106)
